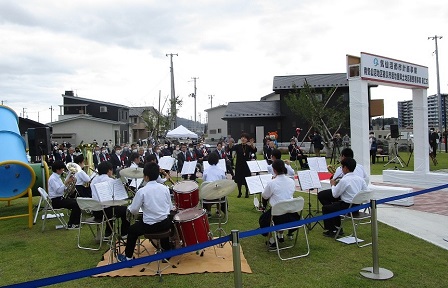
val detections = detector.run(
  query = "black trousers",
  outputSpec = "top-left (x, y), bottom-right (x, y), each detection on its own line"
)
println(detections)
top-left (51, 197), bottom-right (81, 226)
top-left (322, 201), bottom-right (351, 231)
top-left (370, 149), bottom-right (377, 164)
top-left (125, 217), bottom-right (173, 258)
top-left (318, 189), bottom-right (339, 206)
top-left (259, 209), bottom-right (300, 236)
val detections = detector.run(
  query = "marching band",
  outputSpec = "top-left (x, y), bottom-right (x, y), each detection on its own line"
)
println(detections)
top-left (41, 131), bottom-right (359, 263)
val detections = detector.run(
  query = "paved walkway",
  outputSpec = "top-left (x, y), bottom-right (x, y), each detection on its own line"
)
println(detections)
top-left (370, 175), bottom-right (448, 250)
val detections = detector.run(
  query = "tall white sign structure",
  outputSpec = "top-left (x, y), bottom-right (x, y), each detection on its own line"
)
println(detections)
top-left (346, 52), bottom-right (444, 187)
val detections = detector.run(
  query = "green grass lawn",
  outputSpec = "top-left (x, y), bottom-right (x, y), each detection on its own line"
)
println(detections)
top-left (1, 153), bottom-right (447, 287)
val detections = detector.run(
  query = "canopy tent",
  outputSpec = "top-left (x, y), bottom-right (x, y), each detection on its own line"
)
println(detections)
top-left (166, 125), bottom-right (198, 139)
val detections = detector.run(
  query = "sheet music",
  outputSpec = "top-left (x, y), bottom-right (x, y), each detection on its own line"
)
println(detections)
top-left (245, 174), bottom-right (273, 194)
top-left (297, 170), bottom-right (322, 190)
top-left (94, 179), bottom-right (128, 203)
top-left (307, 157), bottom-right (328, 172)
top-left (159, 156), bottom-right (176, 171)
top-left (260, 174), bottom-right (273, 188)
top-left (203, 159), bottom-right (226, 172)
top-left (246, 160), bottom-right (269, 173)
top-left (181, 160), bottom-right (197, 175)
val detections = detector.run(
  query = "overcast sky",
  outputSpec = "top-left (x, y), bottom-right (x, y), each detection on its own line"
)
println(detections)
top-left (1, 0), bottom-right (447, 125)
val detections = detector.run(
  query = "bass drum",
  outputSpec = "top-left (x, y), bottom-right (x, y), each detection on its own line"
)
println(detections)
top-left (173, 207), bottom-right (210, 247)
top-left (29, 162), bottom-right (50, 197)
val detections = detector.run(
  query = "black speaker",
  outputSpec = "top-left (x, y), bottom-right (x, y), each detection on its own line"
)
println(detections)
top-left (28, 127), bottom-right (51, 156)
top-left (390, 124), bottom-right (399, 139)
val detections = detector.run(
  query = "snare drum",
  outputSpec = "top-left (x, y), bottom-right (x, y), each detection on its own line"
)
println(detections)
top-left (173, 180), bottom-right (199, 209)
top-left (173, 207), bottom-right (210, 247)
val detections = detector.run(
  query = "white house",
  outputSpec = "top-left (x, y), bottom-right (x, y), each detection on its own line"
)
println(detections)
top-left (49, 114), bottom-right (123, 145)
top-left (205, 105), bottom-right (228, 141)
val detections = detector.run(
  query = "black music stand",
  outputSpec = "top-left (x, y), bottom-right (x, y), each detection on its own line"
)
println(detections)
top-left (297, 170), bottom-right (324, 230)
top-left (303, 188), bottom-right (324, 230)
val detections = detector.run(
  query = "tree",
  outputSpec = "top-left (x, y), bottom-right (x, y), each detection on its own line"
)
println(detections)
top-left (140, 108), bottom-right (159, 139)
top-left (167, 96), bottom-right (183, 130)
top-left (284, 81), bottom-right (348, 147)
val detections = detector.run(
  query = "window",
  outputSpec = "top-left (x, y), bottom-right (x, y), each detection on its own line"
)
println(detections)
top-left (218, 128), bottom-right (221, 133)
top-left (210, 129), bottom-right (217, 134)
top-left (100, 106), bottom-right (108, 113)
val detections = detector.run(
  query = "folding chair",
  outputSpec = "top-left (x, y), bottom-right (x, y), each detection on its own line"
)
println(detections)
top-left (335, 190), bottom-right (373, 248)
top-left (37, 187), bottom-right (67, 232)
top-left (76, 197), bottom-right (107, 251)
top-left (269, 197), bottom-right (310, 260)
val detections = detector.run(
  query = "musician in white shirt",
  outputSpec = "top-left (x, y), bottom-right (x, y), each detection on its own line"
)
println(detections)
top-left (202, 153), bottom-right (227, 216)
top-left (73, 155), bottom-right (92, 197)
top-left (266, 149), bottom-right (295, 177)
top-left (47, 160), bottom-right (81, 229)
top-left (322, 157), bottom-right (368, 237)
top-left (318, 148), bottom-right (368, 209)
top-left (119, 162), bottom-right (174, 262)
top-left (90, 161), bottom-right (130, 239)
top-left (259, 159), bottom-right (300, 247)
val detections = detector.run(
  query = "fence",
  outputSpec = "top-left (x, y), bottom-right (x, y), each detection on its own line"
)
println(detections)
top-left (3, 183), bottom-right (448, 288)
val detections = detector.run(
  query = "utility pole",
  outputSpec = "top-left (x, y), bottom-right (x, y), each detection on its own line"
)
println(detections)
top-left (49, 106), bottom-right (54, 123)
top-left (157, 90), bottom-right (161, 138)
top-left (208, 94), bottom-right (214, 108)
top-left (22, 108), bottom-right (27, 118)
top-left (166, 53), bottom-right (178, 130)
top-left (190, 77), bottom-right (199, 124)
top-left (428, 35), bottom-right (443, 147)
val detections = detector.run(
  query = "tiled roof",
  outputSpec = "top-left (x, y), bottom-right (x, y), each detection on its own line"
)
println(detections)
top-left (129, 106), bottom-right (157, 116)
top-left (223, 101), bottom-right (281, 119)
top-left (273, 73), bottom-right (348, 90)
top-left (62, 94), bottom-right (129, 109)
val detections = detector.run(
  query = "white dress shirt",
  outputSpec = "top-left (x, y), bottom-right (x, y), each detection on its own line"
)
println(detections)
top-left (262, 174), bottom-right (295, 207)
top-left (128, 181), bottom-right (173, 225)
top-left (202, 165), bottom-right (226, 182)
top-left (331, 172), bottom-right (368, 203)
top-left (332, 163), bottom-right (369, 184)
top-left (48, 173), bottom-right (65, 199)
top-left (267, 163), bottom-right (295, 177)
top-left (75, 170), bottom-right (91, 186)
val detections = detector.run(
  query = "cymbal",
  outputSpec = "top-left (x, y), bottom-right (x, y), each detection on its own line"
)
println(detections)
top-left (120, 167), bottom-right (144, 179)
top-left (200, 179), bottom-right (236, 200)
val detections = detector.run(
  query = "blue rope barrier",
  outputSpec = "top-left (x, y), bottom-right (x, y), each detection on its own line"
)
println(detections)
top-left (4, 183), bottom-right (446, 288)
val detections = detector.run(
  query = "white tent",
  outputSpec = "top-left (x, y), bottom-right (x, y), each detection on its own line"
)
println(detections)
top-left (166, 125), bottom-right (198, 139)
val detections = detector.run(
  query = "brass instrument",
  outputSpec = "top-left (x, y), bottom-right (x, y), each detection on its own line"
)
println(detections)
top-left (64, 162), bottom-right (81, 198)
top-left (327, 165), bottom-right (342, 185)
top-left (327, 165), bottom-right (337, 174)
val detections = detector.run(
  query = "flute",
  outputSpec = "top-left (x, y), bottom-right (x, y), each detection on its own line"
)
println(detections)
top-left (160, 168), bottom-right (175, 185)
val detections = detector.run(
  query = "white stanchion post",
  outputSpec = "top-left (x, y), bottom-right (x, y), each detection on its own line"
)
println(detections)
top-left (360, 199), bottom-right (394, 280)
top-left (231, 230), bottom-right (243, 288)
